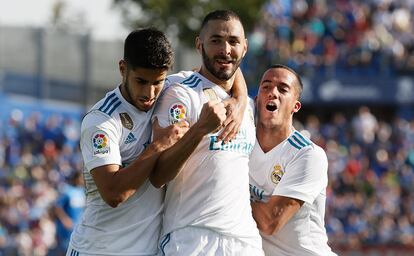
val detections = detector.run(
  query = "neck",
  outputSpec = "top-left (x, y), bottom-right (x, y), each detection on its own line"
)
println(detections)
top-left (119, 84), bottom-right (131, 103)
top-left (198, 67), bottom-right (234, 94)
top-left (256, 123), bottom-right (293, 153)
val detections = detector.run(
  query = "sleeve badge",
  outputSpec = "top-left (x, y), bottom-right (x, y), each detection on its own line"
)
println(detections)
top-left (92, 131), bottom-right (110, 156)
top-left (169, 103), bottom-right (187, 124)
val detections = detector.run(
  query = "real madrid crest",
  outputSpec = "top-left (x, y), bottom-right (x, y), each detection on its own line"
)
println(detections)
top-left (271, 164), bottom-right (284, 184)
top-left (120, 113), bottom-right (134, 130)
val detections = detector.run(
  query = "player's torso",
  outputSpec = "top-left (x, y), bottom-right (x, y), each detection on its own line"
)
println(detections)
top-left (83, 89), bottom-right (153, 199)
top-left (249, 132), bottom-right (331, 255)
top-left (73, 88), bottom-right (163, 255)
top-left (162, 72), bottom-right (260, 245)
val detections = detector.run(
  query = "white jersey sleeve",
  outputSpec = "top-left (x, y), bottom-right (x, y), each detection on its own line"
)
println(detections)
top-left (272, 146), bottom-right (328, 204)
top-left (153, 83), bottom-right (197, 128)
top-left (80, 110), bottom-right (122, 172)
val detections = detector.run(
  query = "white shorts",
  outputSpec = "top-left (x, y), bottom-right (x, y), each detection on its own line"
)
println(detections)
top-left (159, 226), bottom-right (264, 256)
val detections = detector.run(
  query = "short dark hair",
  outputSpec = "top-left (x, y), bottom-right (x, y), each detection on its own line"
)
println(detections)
top-left (269, 64), bottom-right (303, 99)
top-left (200, 10), bottom-right (242, 33)
top-left (123, 28), bottom-right (173, 69)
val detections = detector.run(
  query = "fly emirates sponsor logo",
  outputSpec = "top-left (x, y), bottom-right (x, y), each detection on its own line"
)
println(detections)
top-left (208, 129), bottom-right (253, 155)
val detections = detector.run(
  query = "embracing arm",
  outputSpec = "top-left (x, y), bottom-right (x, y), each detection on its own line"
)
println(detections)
top-left (89, 117), bottom-right (188, 208)
top-left (251, 195), bottom-right (303, 235)
top-left (219, 68), bottom-right (248, 142)
top-left (91, 140), bottom-right (169, 208)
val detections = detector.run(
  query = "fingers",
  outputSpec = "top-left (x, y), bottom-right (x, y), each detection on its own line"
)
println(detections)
top-left (152, 117), bottom-right (160, 129)
top-left (208, 100), bottom-right (227, 124)
top-left (218, 120), bottom-right (241, 143)
top-left (175, 120), bottom-right (190, 128)
top-left (221, 98), bottom-right (230, 108)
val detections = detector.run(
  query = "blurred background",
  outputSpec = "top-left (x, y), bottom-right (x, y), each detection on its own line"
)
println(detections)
top-left (0, 0), bottom-right (413, 255)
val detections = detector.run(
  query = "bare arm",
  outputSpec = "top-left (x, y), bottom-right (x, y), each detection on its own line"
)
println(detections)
top-left (53, 205), bottom-right (73, 230)
top-left (91, 123), bottom-right (188, 208)
top-left (218, 68), bottom-right (248, 143)
top-left (150, 100), bottom-right (226, 188)
top-left (251, 195), bottom-right (304, 235)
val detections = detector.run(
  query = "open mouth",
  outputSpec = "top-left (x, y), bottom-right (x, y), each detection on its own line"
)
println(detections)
top-left (266, 102), bottom-right (277, 112)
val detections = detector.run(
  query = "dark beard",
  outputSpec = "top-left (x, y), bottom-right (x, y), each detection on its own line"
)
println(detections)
top-left (123, 78), bottom-right (133, 103)
top-left (201, 45), bottom-right (242, 81)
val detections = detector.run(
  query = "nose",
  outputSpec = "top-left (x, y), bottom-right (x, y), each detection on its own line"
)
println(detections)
top-left (142, 85), bottom-right (156, 100)
top-left (219, 41), bottom-right (231, 56)
top-left (267, 87), bottom-right (278, 99)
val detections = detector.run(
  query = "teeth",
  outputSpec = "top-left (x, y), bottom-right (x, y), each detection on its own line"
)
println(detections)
top-left (266, 102), bottom-right (277, 112)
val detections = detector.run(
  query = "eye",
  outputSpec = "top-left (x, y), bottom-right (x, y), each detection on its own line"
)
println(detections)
top-left (229, 39), bottom-right (239, 45)
top-left (278, 86), bottom-right (289, 93)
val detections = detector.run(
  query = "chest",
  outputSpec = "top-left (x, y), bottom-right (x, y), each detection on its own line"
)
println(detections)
top-left (118, 112), bottom-right (152, 163)
top-left (249, 145), bottom-right (293, 201)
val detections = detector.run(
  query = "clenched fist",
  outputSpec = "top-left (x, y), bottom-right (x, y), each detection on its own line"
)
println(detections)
top-left (196, 100), bottom-right (227, 135)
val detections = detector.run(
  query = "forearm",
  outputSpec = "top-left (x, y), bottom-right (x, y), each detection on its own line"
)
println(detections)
top-left (251, 201), bottom-right (276, 235)
top-left (150, 123), bottom-right (205, 188)
top-left (231, 68), bottom-right (247, 102)
top-left (219, 68), bottom-right (248, 142)
top-left (251, 196), bottom-right (302, 235)
top-left (93, 142), bottom-right (164, 207)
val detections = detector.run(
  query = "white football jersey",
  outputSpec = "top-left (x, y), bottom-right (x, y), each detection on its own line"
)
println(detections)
top-left (70, 86), bottom-right (164, 255)
top-left (154, 71), bottom-right (262, 249)
top-left (249, 130), bottom-right (336, 256)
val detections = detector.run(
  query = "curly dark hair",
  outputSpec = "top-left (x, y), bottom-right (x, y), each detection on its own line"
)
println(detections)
top-left (124, 28), bottom-right (173, 69)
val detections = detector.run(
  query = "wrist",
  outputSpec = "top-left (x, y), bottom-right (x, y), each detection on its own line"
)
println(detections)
top-left (191, 121), bottom-right (210, 138)
top-left (147, 140), bottom-right (166, 153)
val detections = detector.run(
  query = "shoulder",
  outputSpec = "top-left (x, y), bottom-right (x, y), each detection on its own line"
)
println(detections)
top-left (166, 71), bottom-right (194, 84)
top-left (167, 71), bottom-right (203, 91)
top-left (82, 109), bottom-right (120, 133)
top-left (284, 131), bottom-right (326, 159)
top-left (285, 130), bottom-right (313, 151)
top-left (91, 90), bottom-right (122, 116)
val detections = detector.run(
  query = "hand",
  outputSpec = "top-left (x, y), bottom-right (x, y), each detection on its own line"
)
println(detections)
top-left (196, 100), bottom-right (227, 135)
top-left (152, 117), bottom-right (189, 150)
top-left (218, 97), bottom-right (245, 143)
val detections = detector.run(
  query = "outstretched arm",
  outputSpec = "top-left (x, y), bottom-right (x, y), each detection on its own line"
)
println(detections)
top-left (218, 68), bottom-right (248, 143)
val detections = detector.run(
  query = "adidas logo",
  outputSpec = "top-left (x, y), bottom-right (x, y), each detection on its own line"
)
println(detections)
top-left (124, 132), bottom-right (137, 144)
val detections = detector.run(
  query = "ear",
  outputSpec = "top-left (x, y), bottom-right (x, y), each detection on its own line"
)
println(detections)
top-left (195, 36), bottom-right (202, 54)
top-left (292, 100), bottom-right (301, 114)
top-left (119, 59), bottom-right (127, 77)
top-left (242, 38), bottom-right (248, 58)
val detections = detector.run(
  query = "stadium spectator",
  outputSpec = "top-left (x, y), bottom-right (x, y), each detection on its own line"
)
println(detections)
top-left (52, 171), bottom-right (85, 255)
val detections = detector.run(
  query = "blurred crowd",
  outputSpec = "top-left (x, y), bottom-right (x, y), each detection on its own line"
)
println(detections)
top-left (243, 0), bottom-right (414, 85)
top-left (2, 0), bottom-right (414, 254)
top-left (0, 104), bottom-right (413, 255)
top-left (295, 106), bottom-right (414, 249)
top-left (0, 109), bottom-right (84, 256)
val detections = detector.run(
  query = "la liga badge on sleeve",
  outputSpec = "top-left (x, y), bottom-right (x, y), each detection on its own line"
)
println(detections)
top-left (92, 130), bottom-right (110, 156)
top-left (169, 103), bottom-right (187, 124)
